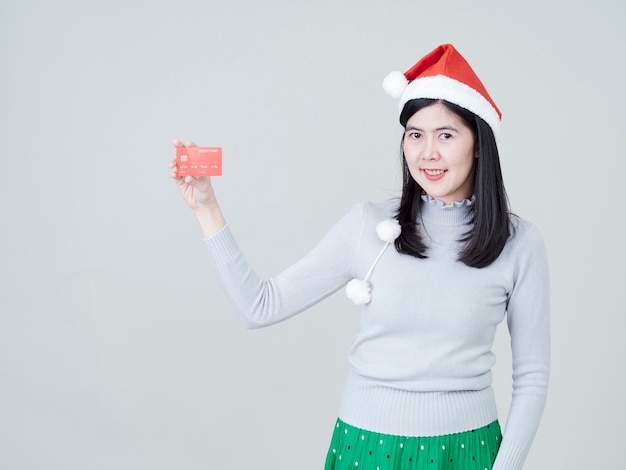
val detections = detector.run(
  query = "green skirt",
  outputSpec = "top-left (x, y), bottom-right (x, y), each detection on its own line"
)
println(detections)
top-left (324, 419), bottom-right (501, 470)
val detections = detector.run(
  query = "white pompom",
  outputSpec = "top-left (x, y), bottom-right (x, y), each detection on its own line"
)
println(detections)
top-left (375, 219), bottom-right (401, 243)
top-left (345, 278), bottom-right (372, 305)
top-left (382, 71), bottom-right (409, 98)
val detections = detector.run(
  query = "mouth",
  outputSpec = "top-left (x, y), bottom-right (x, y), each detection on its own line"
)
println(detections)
top-left (422, 169), bottom-right (447, 181)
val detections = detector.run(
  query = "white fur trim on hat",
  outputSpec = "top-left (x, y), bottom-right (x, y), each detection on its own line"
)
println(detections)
top-left (398, 75), bottom-right (501, 138)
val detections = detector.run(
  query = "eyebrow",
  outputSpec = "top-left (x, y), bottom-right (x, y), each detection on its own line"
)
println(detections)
top-left (405, 125), bottom-right (459, 132)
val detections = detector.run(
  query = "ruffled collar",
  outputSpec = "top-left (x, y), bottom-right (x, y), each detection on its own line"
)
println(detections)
top-left (419, 195), bottom-right (474, 226)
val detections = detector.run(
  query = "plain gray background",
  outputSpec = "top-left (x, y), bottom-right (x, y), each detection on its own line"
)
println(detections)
top-left (1, 0), bottom-right (624, 468)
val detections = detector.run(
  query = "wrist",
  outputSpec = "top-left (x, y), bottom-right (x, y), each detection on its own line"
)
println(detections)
top-left (193, 203), bottom-right (226, 238)
top-left (192, 200), bottom-right (220, 216)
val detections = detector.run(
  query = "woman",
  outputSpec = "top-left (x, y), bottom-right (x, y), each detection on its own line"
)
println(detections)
top-left (171, 44), bottom-right (550, 470)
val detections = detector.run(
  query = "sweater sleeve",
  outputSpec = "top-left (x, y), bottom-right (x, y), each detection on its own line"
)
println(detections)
top-left (493, 222), bottom-right (551, 470)
top-left (201, 203), bottom-right (365, 328)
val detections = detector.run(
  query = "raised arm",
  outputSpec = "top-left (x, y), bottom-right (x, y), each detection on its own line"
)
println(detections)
top-left (170, 139), bottom-right (364, 328)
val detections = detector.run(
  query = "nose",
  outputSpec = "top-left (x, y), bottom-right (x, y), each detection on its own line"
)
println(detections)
top-left (420, 137), bottom-right (439, 161)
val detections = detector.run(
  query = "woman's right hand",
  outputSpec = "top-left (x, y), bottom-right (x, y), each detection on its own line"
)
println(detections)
top-left (170, 139), bottom-right (227, 237)
top-left (170, 140), bottom-right (217, 211)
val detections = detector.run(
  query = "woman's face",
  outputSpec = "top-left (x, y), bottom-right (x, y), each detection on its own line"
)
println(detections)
top-left (402, 103), bottom-right (477, 205)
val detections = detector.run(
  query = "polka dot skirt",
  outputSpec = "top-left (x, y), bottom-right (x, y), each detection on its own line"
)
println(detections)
top-left (324, 419), bottom-right (501, 470)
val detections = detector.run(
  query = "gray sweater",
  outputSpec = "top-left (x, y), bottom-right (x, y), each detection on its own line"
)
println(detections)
top-left (203, 196), bottom-right (550, 470)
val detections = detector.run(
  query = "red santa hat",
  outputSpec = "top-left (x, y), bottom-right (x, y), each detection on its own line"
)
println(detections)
top-left (383, 44), bottom-right (502, 137)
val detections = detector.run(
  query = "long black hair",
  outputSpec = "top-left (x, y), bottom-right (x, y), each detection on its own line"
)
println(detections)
top-left (394, 98), bottom-right (510, 268)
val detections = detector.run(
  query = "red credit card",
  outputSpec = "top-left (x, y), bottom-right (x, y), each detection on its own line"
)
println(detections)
top-left (176, 146), bottom-right (222, 176)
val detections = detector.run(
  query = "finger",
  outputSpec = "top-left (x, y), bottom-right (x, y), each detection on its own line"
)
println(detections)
top-left (172, 139), bottom-right (184, 147)
top-left (171, 168), bottom-right (186, 179)
top-left (168, 159), bottom-right (177, 168)
top-left (182, 175), bottom-right (210, 187)
top-left (186, 141), bottom-right (197, 147)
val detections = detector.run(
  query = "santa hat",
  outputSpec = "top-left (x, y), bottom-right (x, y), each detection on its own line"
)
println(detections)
top-left (383, 44), bottom-right (502, 137)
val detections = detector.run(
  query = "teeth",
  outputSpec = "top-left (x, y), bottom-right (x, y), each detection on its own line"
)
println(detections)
top-left (425, 169), bottom-right (445, 175)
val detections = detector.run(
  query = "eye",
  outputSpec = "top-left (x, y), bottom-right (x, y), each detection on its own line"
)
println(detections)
top-left (440, 133), bottom-right (452, 140)
top-left (407, 131), bottom-right (421, 139)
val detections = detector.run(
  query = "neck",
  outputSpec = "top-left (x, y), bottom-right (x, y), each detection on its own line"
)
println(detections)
top-left (420, 195), bottom-right (474, 226)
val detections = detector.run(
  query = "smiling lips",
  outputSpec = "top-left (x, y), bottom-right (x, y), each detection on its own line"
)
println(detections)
top-left (423, 169), bottom-right (447, 181)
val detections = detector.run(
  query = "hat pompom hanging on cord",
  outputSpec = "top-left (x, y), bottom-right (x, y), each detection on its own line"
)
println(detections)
top-left (346, 219), bottom-right (401, 305)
